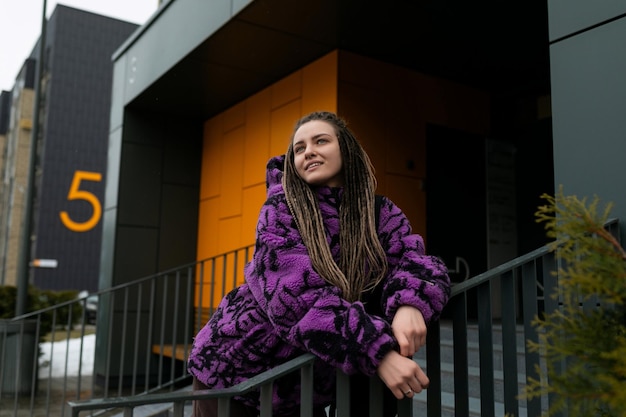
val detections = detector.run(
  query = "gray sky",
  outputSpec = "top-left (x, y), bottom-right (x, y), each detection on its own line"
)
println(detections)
top-left (0, 0), bottom-right (158, 92)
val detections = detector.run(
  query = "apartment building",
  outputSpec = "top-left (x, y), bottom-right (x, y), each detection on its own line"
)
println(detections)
top-left (0, 6), bottom-right (138, 291)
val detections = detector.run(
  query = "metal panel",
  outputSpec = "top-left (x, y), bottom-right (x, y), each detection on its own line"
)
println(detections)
top-left (548, 0), bottom-right (626, 41)
top-left (550, 16), bottom-right (626, 243)
top-left (114, 0), bottom-right (241, 106)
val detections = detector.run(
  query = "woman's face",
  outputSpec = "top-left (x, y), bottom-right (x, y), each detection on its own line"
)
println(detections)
top-left (292, 120), bottom-right (343, 187)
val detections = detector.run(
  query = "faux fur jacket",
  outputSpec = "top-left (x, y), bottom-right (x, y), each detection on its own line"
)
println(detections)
top-left (187, 155), bottom-right (451, 415)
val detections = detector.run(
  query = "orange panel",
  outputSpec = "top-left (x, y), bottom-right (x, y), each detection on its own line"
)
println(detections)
top-left (270, 101), bottom-right (302, 157)
top-left (302, 51), bottom-right (338, 114)
top-left (272, 71), bottom-right (302, 110)
top-left (233, 251), bottom-right (248, 287)
top-left (197, 51), bottom-right (356, 308)
top-left (338, 51), bottom-right (387, 88)
top-left (202, 251), bottom-right (245, 308)
top-left (385, 116), bottom-right (426, 179)
top-left (197, 256), bottom-right (226, 309)
top-left (385, 174), bottom-right (427, 242)
top-left (200, 118), bottom-right (223, 200)
top-left (196, 197), bottom-right (219, 261)
top-left (242, 184), bottom-right (266, 245)
top-left (244, 90), bottom-right (272, 187)
top-left (196, 50), bottom-right (494, 314)
top-left (219, 126), bottom-right (245, 219)
top-left (338, 82), bottom-right (387, 193)
top-left (218, 216), bottom-right (242, 254)
top-left (222, 101), bottom-right (246, 133)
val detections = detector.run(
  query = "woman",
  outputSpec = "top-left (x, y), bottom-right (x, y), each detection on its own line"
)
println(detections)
top-left (188, 111), bottom-right (451, 416)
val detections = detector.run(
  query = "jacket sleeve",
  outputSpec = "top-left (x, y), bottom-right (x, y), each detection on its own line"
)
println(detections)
top-left (245, 195), bottom-right (397, 376)
top-left (377, 196), bottom-right (451, 324)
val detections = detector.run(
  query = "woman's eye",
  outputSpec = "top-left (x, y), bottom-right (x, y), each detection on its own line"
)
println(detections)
top-left (294, 146), bottom-right (304, 154)
top-left (317, 138), bottom-right (327, 144)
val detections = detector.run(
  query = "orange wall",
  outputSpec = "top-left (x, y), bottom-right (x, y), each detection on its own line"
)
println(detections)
top-left (195, 50), bottom-right (490, 308)
top-left (196, 51), bottom-right (338, 307)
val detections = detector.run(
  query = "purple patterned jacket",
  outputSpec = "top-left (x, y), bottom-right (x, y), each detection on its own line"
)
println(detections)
top-left (188, 155), bottom-right (451, 415)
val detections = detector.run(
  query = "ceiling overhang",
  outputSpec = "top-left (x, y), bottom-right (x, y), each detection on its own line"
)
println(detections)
top-left (128, 0), bottom-right (549, 120)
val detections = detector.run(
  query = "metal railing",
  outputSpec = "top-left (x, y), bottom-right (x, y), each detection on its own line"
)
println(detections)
top-left (67, 355), bottom-right (415, 417)
top-left (2, 219), bottom-right (621, 417)
top-left (0, 246), bottom-right (253, 417)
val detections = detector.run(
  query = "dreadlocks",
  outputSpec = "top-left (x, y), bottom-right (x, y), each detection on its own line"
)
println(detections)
top-left (282, 111), bottom-right (388, 302)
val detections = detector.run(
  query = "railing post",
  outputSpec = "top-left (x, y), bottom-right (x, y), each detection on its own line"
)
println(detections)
top-left (452, 293), bottom-right (470, 416)
top-left (217, 396), bottom-right (231, 417)
top-left (260, 382), bottom-right (273, 417)
top-left (521, 261), bottom-right (541, 417)
top-left (477, 281), bottom-right (495, 417)
top-left (501, 269), bottom-right (520, 416)
top-left (541, 251), bottom-right (565, 417)
top-left (172, 401), bottom-right (185, 417)
top-left (300, 362), bottom-right (314, 417)
top-left (335, 371), bottom-right (351, 416)
top-left (397, 396), bottom-right (413, 417)
top-left (426, 320), bottom-right (442, 417)
top-left (369, 376), bottom-right (384, 417)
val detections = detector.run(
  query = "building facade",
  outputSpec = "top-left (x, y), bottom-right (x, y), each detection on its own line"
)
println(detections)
top-left (93, 0), bottom-right (557, 380)
top-left (548, 1), bottom-right (626, 230)
top-left (0, 6), bottom-right (138, 291)
top-left (102, 0), bottom-right (553, 290)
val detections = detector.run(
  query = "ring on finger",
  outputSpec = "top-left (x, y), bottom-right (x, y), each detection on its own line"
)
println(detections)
top-left (404, 389), bottom-right (412, 396)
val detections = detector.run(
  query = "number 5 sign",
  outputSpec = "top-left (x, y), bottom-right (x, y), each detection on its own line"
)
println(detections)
top-left (59, 170), bottom-right (103, 232)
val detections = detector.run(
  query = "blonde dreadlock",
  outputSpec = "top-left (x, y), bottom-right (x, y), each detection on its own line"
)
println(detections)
top-left (282, 111), bottom-right (388, 302)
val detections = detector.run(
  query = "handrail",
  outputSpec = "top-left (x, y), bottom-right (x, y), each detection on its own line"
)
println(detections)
top-left (0, 245), bottom-right (255, 417)
top-left (67, 352), bottom-right (414, 417)
top-left (68, 354), bottom-right (318, 417)
top-left (450, 244), bottom-right (551, 296)
top-left (5, 218), bottom-right (622, 417)
top-left (451, 217), bottom-right (619, 296)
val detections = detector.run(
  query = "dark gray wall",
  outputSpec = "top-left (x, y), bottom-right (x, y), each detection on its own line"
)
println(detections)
top-left (549, 2), bottom-right (626, 242)
top-left (96, 0), bottom-right (245, 380)
top-left (95, 108), bottom-right (202, 381)
top-left (31, 6), bottom-right (138, 291)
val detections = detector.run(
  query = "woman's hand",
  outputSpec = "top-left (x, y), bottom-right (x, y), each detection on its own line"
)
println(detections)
top-left (391, 305), bottom-right (427, 357)
top-left (376, 350), bottom-right (429, 399)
